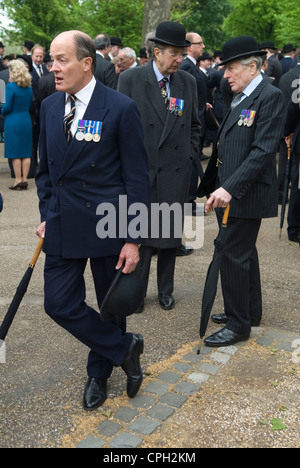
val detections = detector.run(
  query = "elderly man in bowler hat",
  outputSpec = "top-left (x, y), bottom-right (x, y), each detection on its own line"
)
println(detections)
top-left (198, 35), bottom-right (285, 347)
top-left (118, 21), bottom-right (201, 311)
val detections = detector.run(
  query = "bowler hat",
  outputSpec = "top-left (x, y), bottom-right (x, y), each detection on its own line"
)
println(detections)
top-left (23, 40), bottom-right (34, 51)
top-left (100, 262), bottom-right (145, 321)
top-left (16, 54), bottom-right (33, 72)
top-left (219, 35), bottom-right (266, 66)
top-left (110, 36), bottom-right (123, 47)
top-left (149, 21), bottom-right (191, 48)
top-left (259, 40), bottom-right (277, 50)
top-left (0, 42), bottom-right (5, 48)
top-left (197, 52), bottom-right (213, 61)
top-left (282, 43), bottom-right (296, 54)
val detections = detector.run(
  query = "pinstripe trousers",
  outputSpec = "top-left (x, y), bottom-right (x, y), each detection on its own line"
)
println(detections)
top-left (216, 209), bottom-right (262, 334)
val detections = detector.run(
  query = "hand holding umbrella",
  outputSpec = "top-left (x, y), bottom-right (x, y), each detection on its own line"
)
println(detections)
top-left (0, 238), bottom-right (44, 341)
top-left (197, 204), bottom-right (230, 354)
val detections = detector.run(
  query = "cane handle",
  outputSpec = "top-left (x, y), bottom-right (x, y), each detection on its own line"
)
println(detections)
top-left (222, 204), bottom-right (230, 227)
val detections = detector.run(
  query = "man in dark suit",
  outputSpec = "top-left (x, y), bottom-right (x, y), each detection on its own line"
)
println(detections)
top-left (35, 30), bottom-right (150, 411)
top-left (94, 34), bottom-right (117, 89)
top-left (0, 42), bottom-right (5, 71)
top-left (198, 36), bottom-right (285, 347)
top-left (180, 32), bottom-right (206, 215)
top-left (259, 41), bottom-right (282, 86)
top-left (118, 21), bottom-right (201, 311)
top-left (280, 44), bottom-right (296, 75)
top-left (278, 49), bottom-right (300, 206)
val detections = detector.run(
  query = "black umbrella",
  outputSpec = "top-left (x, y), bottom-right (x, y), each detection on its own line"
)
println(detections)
top-left (279, 141), bottom-right (292, 239)
top-left (197, 204), bottom-right (230, 354)
top-left (0, 238), bottom-right (44, 341)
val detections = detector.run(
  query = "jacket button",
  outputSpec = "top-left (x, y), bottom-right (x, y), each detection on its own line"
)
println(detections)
top-left (86, 202), bottom-right (91, 208)
top-left (81, 181), bottom-right (87, 188)
top-left (176, 167), bottom-right (180, 172)
top-left (49, 159), bottom-right (53, 164)
top-left (58, 180), bottom-right (63, 186)
top-left (90, 161), bottom-right (96, 167)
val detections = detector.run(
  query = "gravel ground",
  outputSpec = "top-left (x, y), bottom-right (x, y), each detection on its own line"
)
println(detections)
top-left (0, 147), bottom-right (299, 448)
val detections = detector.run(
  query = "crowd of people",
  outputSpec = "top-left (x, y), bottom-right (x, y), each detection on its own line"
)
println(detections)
top-left (0, 24), bottom-right (299, 411)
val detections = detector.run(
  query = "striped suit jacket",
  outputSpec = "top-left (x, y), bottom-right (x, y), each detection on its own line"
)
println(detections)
top-left (198, 79), bottom-right (285, 219)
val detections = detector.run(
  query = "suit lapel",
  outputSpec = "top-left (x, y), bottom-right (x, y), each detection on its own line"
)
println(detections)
top-left (144, 62), bottom-right (168, 126)
top-left (219, 79), bottom-right (267, 136)
top-left (60, 81), bottom-right (109, 177)
top-left (159, 71), bottom-right (185, 147)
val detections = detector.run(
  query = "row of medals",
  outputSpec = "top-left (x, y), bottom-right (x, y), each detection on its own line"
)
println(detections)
top-left (238, 110), bottom-right (255, 127)
top-left (75, 121), bottom-right (102, 142)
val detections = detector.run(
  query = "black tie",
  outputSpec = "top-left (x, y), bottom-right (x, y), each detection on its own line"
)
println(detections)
top-left (159, 77), bottom-right (169, 107)
top-left (63, 94), bottom-right (76, 143)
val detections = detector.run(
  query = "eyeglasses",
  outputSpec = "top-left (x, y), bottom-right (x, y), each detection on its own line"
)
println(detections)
top-left (192, 42), bottom-right (204, 46)
top-left (161, 49), bottom-right (187, 60)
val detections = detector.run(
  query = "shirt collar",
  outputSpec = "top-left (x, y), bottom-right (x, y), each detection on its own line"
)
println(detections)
top-left (187, 55), bottom-right (196, 65)
top-left (242, 73), bottom-right (263, 98)
top-left (66, 76), bottom-right (96, 106)
top-left (152, 60), bottom-right (170, 82)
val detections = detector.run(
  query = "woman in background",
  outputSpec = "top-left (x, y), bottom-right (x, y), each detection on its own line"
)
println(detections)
top-left (1, 59), bottom-right (33, 190)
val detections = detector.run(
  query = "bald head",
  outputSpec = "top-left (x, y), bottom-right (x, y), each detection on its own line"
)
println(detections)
top-left (50, 30), bottom-right (96, 94)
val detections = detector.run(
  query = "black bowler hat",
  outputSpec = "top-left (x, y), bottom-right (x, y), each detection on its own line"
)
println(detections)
top-left (282, 43), bottom-right (296, 54)
top-left (149, 21), bottom-right (191, 48)
top-left (100, 262), bottom-right (145, 321)
top-left (23, 40), bottom-right (34, 51)
top-left (197, 52), bottom-right (213, 61)
top-left (0, 42), bottom-right (5, 48)
top-left (219, 35), bottom-right (266, 66)
top-left (259, 40), bottom-right (277, 50)
top-left (16, 54), bottom-right (33, 72)
top-left (110, 36), bottom-right (123, 47)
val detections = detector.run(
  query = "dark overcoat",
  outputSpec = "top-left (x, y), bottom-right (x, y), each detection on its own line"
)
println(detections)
top-left (118, 60), bottom-right (201, 248)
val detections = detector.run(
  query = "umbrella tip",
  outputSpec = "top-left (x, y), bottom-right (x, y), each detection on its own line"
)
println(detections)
top-left (197, 338), bottom-right (203, 354)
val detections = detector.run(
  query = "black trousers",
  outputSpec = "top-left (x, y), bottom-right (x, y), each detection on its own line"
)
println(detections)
top-left (43, 254), bottom-right (132, 379)
top-left (139, 246), bottom-right (177, 298)
top-left (216, 210), bottom-right (262, 334)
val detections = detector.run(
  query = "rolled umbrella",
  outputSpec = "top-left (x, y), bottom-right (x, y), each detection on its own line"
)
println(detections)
top-left (0, 238), bottom-right (44, 341)
top-left (197, 204), bottom-right (230, 354)
top-left (279, 140), bottom-right (292, 239)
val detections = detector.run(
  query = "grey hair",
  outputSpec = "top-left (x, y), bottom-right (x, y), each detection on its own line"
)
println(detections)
top-left (120, 47), bottom-right (136, 61)
top-left (240, 55), bottom-right (263, 72)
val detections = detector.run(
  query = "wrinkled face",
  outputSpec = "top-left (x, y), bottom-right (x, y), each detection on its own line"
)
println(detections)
top-left (50, 32), bottom-right (92, 94)
top-left (154, 46), bottom-right (185, 76)
top-left (118, 52), bottom-right (133, 72)
top-left (224, 60), bottom-right (258, 93)
top-left (32, 47), bottom-right (44, 66)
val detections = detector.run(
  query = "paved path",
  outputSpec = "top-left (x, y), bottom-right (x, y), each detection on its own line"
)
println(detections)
top-left (0, 145), bottom-right (299, 448)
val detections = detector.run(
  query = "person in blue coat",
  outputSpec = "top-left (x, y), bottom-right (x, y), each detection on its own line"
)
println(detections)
top-left (1, 60), bottom-right (33, 190)
top-left (35, 30), bottom-right (150, 411)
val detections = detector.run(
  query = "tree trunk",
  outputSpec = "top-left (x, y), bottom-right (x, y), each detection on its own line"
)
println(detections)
top-left (142, 0), bottom-right (172, 46)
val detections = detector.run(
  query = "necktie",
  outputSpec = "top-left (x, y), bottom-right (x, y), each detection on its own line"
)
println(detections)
top-left (159, 77), bottom-right (169, 107)
top-left (39, 65), bottom-right (44, 78)
top-left (63, 94), bottom-right (76, 143)
top-left (231, 92), bottom-right (244, 110)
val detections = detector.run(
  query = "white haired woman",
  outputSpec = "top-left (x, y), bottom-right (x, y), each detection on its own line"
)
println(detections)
top-left (1, 59), bottom-right (33, 190)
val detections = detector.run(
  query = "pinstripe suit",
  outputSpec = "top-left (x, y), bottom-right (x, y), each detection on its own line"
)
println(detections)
top-left (199, 78), bottom-right (285, 333)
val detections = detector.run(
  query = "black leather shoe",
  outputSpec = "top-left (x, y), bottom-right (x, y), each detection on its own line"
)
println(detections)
top-left (176, 244), bottom-right (194, 256)
top-left (134, 302), bottom-right (144, 314)
top-left (83, 377), bottom-right (107, 411)
top-left (211, 313), bottom-right (261, 327)
top-left (121, 334), bottom-right (144, 398)
top-left (204, 327), bottom-right (250, 347)
top-left (159, 294), bottom-right (175, 310)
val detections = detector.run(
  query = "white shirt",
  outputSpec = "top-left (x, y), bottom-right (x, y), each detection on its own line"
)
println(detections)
top-left (187, 55), bottom-right (197, 65)
top-left (65, 76), bottom-right (96, 136)
top-left (241, 73), bottom-right (263, 102)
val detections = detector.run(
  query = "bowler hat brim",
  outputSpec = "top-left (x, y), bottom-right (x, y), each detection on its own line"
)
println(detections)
top-left (100, 262), bottom-right (145, 321)
top-left (219, 49), bottom-right (266, 66)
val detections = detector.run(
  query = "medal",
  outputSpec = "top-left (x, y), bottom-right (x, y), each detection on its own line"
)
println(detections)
top-left (247, 110), bottom-right (256, 127)
top-left (93, 121), bottom-right (102, 142)
top-left (238, 110), bottom-right (246, 126)
top-left (75, 119), bottom-right (85, 141)
top-left (84, 120), bottom-right (94, 141)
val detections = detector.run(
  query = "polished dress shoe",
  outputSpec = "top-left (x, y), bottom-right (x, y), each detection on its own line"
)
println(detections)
top-left (176, 244), bottom-right (194, 256)
top-left (204, 327), bottom-right (250, 347)
top-left (159, 294), bottom-right (175, 310)
top-left (83, 377), bottom-right (107, 411)
top-left (121, 333), bottom-right (144, 398)
top-left (211, 313), bottom-right (261, 327)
